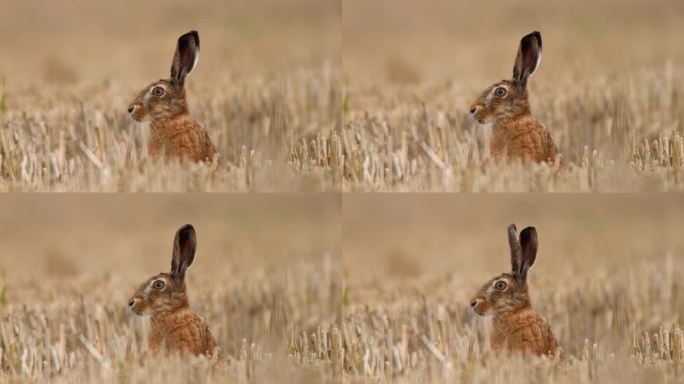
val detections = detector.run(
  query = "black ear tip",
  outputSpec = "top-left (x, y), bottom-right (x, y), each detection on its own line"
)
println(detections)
top-left (176, 224), bottom-right (196, 240)
top-left (527, 31), bottom-right (542, 47)
top-left (521, 226), bottom-right (538, 240)
top-left (178, 31), bottom-right (199, 45)
top-left (188, 30), bottom-right (200, 47)
top-left (533, 31), bottom-right (542, 46)
top-left (521, 31), bottom-right (542, 45)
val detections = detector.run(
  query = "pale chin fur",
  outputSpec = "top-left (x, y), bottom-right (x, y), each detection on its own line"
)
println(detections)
top-left (128, 113), bottom-right (151, 123)
top-left (130, 306), bottom-right (151, 316)
top-left (473, 307), bottom-right (495, 317)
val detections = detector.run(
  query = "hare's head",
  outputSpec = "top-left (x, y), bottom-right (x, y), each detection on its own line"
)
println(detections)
top-left (128, 31), bottom-right (200, 122)
top-left (129, 224), bottom-right (197, 316)
top-left (470, 224), bottom-right (538, 316)
top-left (469, 31), bottom-right (542, 124)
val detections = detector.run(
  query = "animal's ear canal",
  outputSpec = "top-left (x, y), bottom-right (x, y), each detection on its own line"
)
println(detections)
top-left (518, 226), bottom-right (538, 281)
top-left (170, 31), bottom-right (200, 86)
top-left (512, 31), bottom-right (542, 88)
top-left (171, 224), bottom-right (197, 282)
top-left (508, 224), bottom-right (522, 275)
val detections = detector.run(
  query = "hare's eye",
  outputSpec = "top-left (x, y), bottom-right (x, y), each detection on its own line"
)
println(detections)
top-left (152, 86), bottom-right (164, 96)
top-left (494, 280), bottom-right (507, 290)
top-left (152, 280), bottom-right (165, 290)
top-left (494, 87), bottom-right (507, 97)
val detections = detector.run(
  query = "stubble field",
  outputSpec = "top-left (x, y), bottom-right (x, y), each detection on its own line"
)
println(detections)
top-left (0, 0), bottom-right (341, 192)
top-left (342, 0), bottom-right (684, 191)
top-left (0, 195), bottom-right (342, 383)
top-left (341, 194), bottom-right (684, 383)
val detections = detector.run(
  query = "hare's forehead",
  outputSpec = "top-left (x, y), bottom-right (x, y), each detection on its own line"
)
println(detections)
top-left (149, 80), bottom-right (173, 90)
top-left (488, 81), bottom-right (513, 93)
top-left (143, 273), bottom-right (173, 286)
top-left (138, 80), bottom-right (172, 94)
top-left (478, 81), bottom-right (506, 99)
top-left (484, 274), bottom-right (514, 288)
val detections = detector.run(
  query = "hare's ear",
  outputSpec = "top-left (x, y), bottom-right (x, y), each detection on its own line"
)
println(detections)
top-left (512, 31), bottom-right (542, 89)
top-left (508, 224), bottom-right (523, 276)
top-left (170, 31), bottom-right (200, 86)
top-left (171, 224), bottom-right (197, 282)
top-left (518, 226), bottom-right (538, 281)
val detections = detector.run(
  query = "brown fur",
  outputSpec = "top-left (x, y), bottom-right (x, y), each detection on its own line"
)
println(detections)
top-left (128, 225), bottom-right (218, 356)
top-left (469, 32), bottom-right (561, 164)
top-left (128, 31), bottom-right (217, 163)
top-left (470, 224), bottom-right (560, 357)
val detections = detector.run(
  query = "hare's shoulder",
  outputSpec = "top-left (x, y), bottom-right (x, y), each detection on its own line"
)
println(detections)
top-left (165, 309), bottom-right (213, 350)
top-left (508, 309), bottom-right (557, 352)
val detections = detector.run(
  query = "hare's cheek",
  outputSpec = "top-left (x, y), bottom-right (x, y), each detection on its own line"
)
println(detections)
top-left (130, 106), bottom-right (147, 122)
top-left (129, 300), bottom-right (146, 315)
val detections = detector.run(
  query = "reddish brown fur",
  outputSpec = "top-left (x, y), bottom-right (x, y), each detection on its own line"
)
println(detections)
top-left (128, 32), bottom-right (216, 164)
top-left (128, 225), bottom-right (218, 357)
top-left (470, 225), bottom-right (560, 357)
top-left (470, 32), bottom-right (561, 164)
top-left (491, 307), bottom-right (559, 356)
top-left (129, 273), bottom-right (217, 356)
top-left (129, 80), bottom-right (216, 163)
top-left (149, 306), bottom-right (217, 355)
top-left (471, 273), bottom-right (558, 356)
top-left (471, 80), bottom-right (559, 163)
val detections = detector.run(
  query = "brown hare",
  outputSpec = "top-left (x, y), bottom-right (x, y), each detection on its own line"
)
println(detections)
top-left (470, 224), bottom-right (559, 357)
top-left (469, 31), bottom-right (561, 164)
top-left (128, 224), bottom-right (218, 356)
top-left (128, 31), bottom-right (217, 163)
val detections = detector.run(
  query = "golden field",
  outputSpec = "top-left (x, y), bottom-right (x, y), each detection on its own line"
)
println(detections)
top-left (341, 194), bottom-right (684, 382)
top-left (0, 0), bottom-right (341, 192)
top-left (0, 195), bottom-right (342, 383)
top-left (342, 0), bottom-right (684, 191)
top-left (3, 194), bottom-right (683, 382)
top-left (3, 0), bottom-right (684, 191)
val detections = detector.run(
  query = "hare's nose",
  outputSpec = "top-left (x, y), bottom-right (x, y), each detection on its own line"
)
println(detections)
top-left (470, 106), bottom-right (478, 115)
top-left (128, 299), bottom-right (136, 307)
top-left (127, 106), bottom-right (134, 114)
top-left (470, 299), bottom-right (477, 308)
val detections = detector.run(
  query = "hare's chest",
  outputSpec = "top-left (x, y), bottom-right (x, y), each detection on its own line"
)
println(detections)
top-left (147, 326), bottom-right (167, 352)
top-left (491, 125), bottom-right (546, 162)
top-left (148, 123), bottom-right (200, 160)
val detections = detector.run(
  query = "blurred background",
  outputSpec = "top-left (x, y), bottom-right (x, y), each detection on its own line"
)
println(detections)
top-left (0, 194), bottom-right (340, 303)
top-left (341, 195), bottom-right (684, 381)
top-left (343, 194), bottom-right (684, 298)
top-left (343, 0), bottom-right (684, 95)
top-left (0, 0), bottom-right (341, 192)
top-left (0, 0), bottom-right (340, 85)
top-left (0, 194), bottom-right (342, 381)
top-left (340, 0), bottom-right (684, 191)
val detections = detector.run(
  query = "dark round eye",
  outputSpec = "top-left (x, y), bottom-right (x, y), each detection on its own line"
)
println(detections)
top-left (152, 280), bottom-right (165, 290)
top-left (494, 87), bottom-right (507, 97)
top-left (152, 86), bottom-right (164, 96)
top-left (494, 280), bottom-right (507, 290)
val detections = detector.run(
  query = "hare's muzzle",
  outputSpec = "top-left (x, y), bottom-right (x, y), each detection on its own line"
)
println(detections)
top-left (469, 104), bottom-right (486, 124)
top-left (128, 297), bottom-right (145, 315)
top-left (127, 104), bottom-right (145, 122)
top-left (470, 297), bottom-right (487, 316)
